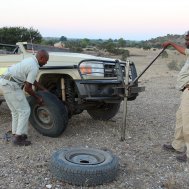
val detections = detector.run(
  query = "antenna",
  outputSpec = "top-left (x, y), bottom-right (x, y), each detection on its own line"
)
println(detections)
top-left (28, 28), bottom-right (34, 54)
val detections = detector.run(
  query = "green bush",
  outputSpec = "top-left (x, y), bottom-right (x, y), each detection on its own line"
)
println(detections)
top-left (167, 60), bottom-right (179, 71)
top-left (121, 50), bottom-right (130, 61)
top-left (178, 61), bottom-right (185, 70)
top-left (161, 50), bottom-right (168, 58)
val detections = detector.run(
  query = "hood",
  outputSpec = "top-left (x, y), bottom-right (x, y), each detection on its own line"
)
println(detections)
top-left (46, 52), bottom-right (115, 66)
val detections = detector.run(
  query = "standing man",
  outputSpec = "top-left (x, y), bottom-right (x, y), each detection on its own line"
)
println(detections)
top-left (163, 31), bottom-right (189, 162)
top-left (0, 50), bottom-right (49, 146)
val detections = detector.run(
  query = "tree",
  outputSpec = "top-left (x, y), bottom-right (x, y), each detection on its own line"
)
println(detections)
top-left (80, 38), bottom-right (90, 48)
top-left (59, 36), bottom-right (67, 42)
top-left (64, 41), bottom-right (83, 52)
top-left (117, 38), bottom-right (126, 47)
top-left (0, 27), bottom-right (42, 44)
top-left (121, 50), bottom-right (130, 61)
top-left (41, 38), bottom-right (59, 46)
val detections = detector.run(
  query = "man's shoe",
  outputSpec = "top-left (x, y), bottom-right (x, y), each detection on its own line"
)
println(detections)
top-left (21, 134), bottom-right (28, 140)
top-left (163, 144), bottom-right (177, 152)
top-left (13, 135), bottom-right (31, 146)
top-left (176, 153), bottom-right (187, 162)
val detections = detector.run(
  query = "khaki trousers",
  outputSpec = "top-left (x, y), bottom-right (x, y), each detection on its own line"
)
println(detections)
top-left (172, 89), bottom-right (189, 157)
top-left (0, 79), bottom-right (30, 135)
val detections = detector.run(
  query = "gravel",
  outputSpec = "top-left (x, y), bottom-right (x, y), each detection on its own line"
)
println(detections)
top-left (1, 75), bottom-right (189, 189)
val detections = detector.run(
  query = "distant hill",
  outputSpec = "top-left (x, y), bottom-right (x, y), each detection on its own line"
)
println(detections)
top-left (44, 34), bottom-right (185, 42)
top-left (124, 34), bottom-right (185, 49)
top-left (43, 34), bottom-right (186, 49)
top-left (144, 34), bottom-right (185, 45)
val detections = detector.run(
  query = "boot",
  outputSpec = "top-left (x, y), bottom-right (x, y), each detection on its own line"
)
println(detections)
top-left (176, 153), bottom-right (188, 162)
top-left (3, 131), bottom-right (12, 142)
top-left (12, 135), bottom-right (31, 146)
top-left (21, 134), bottom-right (28, 140)
top-left (162, 144), bottom-right (183, 154)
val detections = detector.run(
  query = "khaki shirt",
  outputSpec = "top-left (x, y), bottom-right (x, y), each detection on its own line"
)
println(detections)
top-left (176, 49), bottom-right (189, 90)
top-left (5, 56), bottom-right (39, 85)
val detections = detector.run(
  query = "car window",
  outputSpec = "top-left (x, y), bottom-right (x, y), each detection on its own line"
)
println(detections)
top-left (0, 44), bottom-right (21, 55)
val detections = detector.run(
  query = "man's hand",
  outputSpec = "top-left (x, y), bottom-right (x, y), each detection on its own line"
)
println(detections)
top-left (42, 89), bottom-right (48, 92)
top-left (25, 81), bottom-right (46, 106)
top-left (34, 80), bottom-right (48, 92)
top-left (36, 95), bottom-right (44, 106)
top-left (162, 42), bottom-right (171, 49)
top-left (162, 41), bottom-right (186, 55)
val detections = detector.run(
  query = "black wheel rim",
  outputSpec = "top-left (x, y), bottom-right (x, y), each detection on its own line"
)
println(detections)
top-left (33, 105), bottom-right (54, 129)
top-left (65, 150), bottom-right (105, 165)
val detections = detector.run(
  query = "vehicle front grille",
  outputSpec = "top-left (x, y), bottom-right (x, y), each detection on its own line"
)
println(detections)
top-left (104, 64), bottom-right (125, 77)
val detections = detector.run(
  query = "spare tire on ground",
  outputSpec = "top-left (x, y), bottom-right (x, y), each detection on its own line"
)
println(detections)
top-left (27, 91), bottom-right (68, 137)
top-left (49, 147), bottom-right (119, 186)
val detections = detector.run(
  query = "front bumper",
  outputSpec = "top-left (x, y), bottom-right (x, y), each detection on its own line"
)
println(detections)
top-left (75, 79), bottom-right (145, 102)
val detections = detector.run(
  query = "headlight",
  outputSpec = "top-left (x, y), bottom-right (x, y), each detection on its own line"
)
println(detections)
top-left (80, 62), bottom-right (104, 76)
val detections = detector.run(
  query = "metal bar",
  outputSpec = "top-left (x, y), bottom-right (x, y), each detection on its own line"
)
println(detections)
top-left (61, 78), bottom-right (66, 101)
top-left (0, 43), bottom-right (17, 47)
top-left (40, 65), bottom-right (78, 70)
top-left (120, 60), bottom-right (130, 141)
top-left (115, 60), bottom-right (124, 83)
top-left (79, 80), bottom-right (122, 84)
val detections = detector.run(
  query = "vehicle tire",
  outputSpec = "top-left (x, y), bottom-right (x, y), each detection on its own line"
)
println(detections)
top-left (49, 147), bottom-right (119, 186)
top-left (28, 91), bottom-right (68, 137)
top-left (0, 100), bottom-right (3, 106)
top-left (87, 103), bottom-right (120, 120)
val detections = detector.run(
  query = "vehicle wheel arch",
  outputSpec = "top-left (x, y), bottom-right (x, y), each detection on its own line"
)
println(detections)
top-left (37, 74), bottom-right (81, 117)
top-left (37, 73), bottom-right (75, 98)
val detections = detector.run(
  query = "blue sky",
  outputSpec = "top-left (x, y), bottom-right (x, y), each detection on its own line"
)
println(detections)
top-left (0, 0), bottom-right (188, 40)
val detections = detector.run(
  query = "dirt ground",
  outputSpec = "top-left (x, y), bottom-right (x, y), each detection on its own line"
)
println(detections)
top-left (0, 48), bottom-right (189, 189)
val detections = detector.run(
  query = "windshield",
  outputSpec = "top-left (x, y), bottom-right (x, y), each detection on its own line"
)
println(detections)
top-left (0, 43), bottom-right (18, 54)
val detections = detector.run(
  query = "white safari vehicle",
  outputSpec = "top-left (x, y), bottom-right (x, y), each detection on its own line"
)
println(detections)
top-left (0, 42), bottom-right (144, 137)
